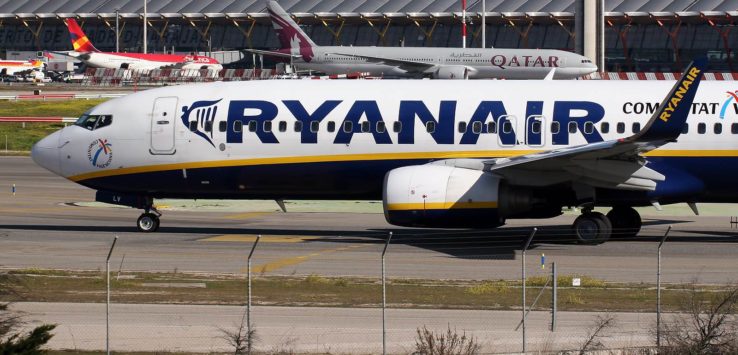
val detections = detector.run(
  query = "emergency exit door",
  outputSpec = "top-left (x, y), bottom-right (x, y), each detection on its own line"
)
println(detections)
top-left (150, 97), bottom-right (178, 154)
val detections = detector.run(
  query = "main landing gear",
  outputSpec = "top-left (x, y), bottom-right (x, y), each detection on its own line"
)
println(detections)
top-left (572, 206), bottom-right (641, 244)
top-left (136, 205), bottom-right (161, 233)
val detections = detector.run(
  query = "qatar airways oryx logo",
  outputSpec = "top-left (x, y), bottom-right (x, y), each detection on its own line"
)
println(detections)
top-left (269, 10), bottom-right (314, 62)
top-left (181, 99), bottom-right (222, 147)
top-left (87, 139), bottom-right (112, 168)
top-left (719, 90), bottom-right (738, 119)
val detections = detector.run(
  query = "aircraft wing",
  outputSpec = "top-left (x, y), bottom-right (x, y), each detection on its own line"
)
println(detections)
top-left (472, 58), bottom-right (706, 191)
top-left (242, 48), bottom-right (300, 59)
top-left (327, 52), bottom-right (436, 73)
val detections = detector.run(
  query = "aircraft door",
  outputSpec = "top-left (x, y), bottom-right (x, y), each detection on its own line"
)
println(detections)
top-left (525, 115), bottom-right (545, 146)
top-left (150, 97), bottom-right (178, 154)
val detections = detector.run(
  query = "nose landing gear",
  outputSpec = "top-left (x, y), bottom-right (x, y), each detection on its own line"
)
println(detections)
top-left (136, 206), bottom-right (161, 233)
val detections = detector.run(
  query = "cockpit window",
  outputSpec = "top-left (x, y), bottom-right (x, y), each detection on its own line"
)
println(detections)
top-left (75, 114), bottom-right (113, 130)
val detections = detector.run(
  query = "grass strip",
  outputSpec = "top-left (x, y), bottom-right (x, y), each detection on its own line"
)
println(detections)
top-left (0, 269), bottom-right (725, 313)
top-left (0, 99), bottom-right (109, 152)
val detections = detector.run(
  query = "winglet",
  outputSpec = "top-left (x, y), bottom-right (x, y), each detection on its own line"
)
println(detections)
top-left (629, 58), bottom-right (707, 142)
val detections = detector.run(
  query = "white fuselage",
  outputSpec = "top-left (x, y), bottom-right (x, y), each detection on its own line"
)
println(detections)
top-left (79, 52), bottom-right (223, 71)
top-left (293, 47), bottom-right (597, 79)
top-left (32, 80), bottom-right (738, 202)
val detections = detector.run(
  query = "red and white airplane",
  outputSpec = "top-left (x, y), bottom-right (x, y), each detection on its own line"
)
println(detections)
top-left (0, 59), bottom-right (44, 76)
top-left (61, 18), bottom-right (223, 71)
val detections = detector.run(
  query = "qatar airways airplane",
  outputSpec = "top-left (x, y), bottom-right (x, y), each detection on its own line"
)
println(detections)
top-left (247, 1), bottom-right (597, 79)
top-left (59, 18), bottom-right (223, 71)
top-left (32, 59), bottom-right (734, 243)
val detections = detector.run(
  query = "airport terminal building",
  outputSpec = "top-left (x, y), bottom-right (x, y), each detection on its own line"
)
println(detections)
top-left (0, 0), bottom-right (735, 72)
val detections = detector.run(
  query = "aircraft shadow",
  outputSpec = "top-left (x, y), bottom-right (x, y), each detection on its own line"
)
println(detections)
top-left (1, 220), bottom-right (736, 260)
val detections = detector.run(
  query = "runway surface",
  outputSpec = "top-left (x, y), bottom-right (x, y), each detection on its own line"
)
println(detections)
top-left (14, 302), bottom-right (655, 353)
top-left (2, 156), bottom-right (738, 283)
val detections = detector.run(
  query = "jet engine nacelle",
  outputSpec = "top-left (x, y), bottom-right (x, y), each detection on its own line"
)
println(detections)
top-left (432, 66), bottom-right (468, 79)
top-left (383, 165), bottom-right (521, 227)
top-left (383, 165), bottom-right (557, 228)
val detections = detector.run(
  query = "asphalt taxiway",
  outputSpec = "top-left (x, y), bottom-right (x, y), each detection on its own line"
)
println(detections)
top-left (2, 156), bottom-right (738, 283)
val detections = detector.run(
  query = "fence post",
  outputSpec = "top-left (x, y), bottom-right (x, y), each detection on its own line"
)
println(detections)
top-left (521, 228), bottom-right (537, 354)
top-left (657, 226), bottom-right (671, 350)
top-left (551, 262), bottom-right (557, 332)
top-left (382, 231), bottom-right (393, 355)
top-left (247, 234), bottom-right (261, 350)
top-left (105, 236), bottom-right (118, 355)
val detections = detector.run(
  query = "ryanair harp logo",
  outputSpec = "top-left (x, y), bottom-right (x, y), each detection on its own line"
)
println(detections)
top-left (659, 66), bottom-right (701, 123)
top-left (181, 99), bottom-right (222, 147)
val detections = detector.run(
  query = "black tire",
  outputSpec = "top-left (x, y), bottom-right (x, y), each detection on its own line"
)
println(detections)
top-left (573, 212), bottom-right (611, 244)
top-left (137, 213), bottom-right (160, 233)
top-left (607, 207), bottom-right (641, 238)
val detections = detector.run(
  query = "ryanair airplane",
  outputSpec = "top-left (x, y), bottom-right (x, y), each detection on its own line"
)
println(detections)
top-left (32, 59), bottom-right (733, 243)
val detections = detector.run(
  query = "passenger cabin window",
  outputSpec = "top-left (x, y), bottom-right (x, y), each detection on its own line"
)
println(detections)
top-left (376, 121), bottom-right (386, 133)
top-left (617, 122), bottom-right (625, 134)
top-left (531, 121), bottom-right (541, 134)
top-left (682, 124), bottom-right (689, 134)
top-left (472, 121), bottom-right (483, 134)
top-left (584, 121), bottom-right (594, 134)
top-left (551, 122), bottom-right (560, 134)
top-left (361, 121), bottom-right (370, 133)
top-left (75, 114), bottom-right (113, 131)
top-left (248, 121), bottom-right (257, 132)
top-left (632, 122), bottom-right (641, 133)
top-left (426, 121), bottom-right (436, 133)
top-left (310, 121), bottom-right (320, 133)
top-left (393, 121), bottom-right (402, 133)
top-left (189, 121), bottom-right (198, 132)
top-left (278, 121), bottom-right (287, 132)
top-left (294, 121), bottom-right (303, 132)
top-left (233, 121), bottom-right (243, 132)
top-left (487, 121), bottom-right (496, 134)
top-left (204, 121), bottom-right (213, 132)
top-left (343, 121), bottom-right (353, 133)
top-left (600, 122), bottom-right (609, 134)
top-left (732, 123), bottom-right (738, 134)
top-left (263, 121), bottom-right (272, 133)
top-left (219, 121), bottom-right (227, 132)
top-left (328, 121), bottom-right (336, 132)
top-left (698, 123), bottom-right (706, 134)
top-left (458, 122), bottom-right (467, 133)
top-left (568, 122), bottom-right (577, 134)
top-left (502, 121), bottom-right (512, 134)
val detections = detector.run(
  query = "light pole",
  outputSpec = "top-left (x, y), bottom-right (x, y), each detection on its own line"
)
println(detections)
top-left (382, 231), bottom-right (393, 355)
top-left (143, 0), bottom-right (147, 53)
top-left (115, 9), bottom-right (120, 52)
top-left (481, 0), bottom-right (486, 48)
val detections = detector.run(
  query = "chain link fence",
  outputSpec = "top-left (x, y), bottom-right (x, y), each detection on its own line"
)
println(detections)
top-left (5, 223), bottom-right (738, 354)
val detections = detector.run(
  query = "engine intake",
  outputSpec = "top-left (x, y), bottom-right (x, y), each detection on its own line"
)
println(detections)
top-left (383, 165), bottom-right (558, 228)
top-left (432, 66), bottom-right (468, 79)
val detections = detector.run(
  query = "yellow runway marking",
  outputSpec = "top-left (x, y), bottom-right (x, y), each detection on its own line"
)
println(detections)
top-left (200, 234), bottom-right (322, 243)
top-left (243, 244), bottom-right (368, 274)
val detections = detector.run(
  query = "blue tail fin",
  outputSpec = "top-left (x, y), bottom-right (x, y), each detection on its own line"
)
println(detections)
top-left (632, 58), bottom-right (707, 142)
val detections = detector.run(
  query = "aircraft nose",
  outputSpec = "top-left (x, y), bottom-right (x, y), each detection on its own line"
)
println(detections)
top-left (31, 129), bottom-right (62, 176)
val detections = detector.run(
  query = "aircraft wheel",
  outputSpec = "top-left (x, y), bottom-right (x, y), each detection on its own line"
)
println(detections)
top-left (607, 207), bottom-right (642, 238)
top-left (573, 212), bottom-right (611, 244)
top-left (137, 213), bottom-right (160, 233)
